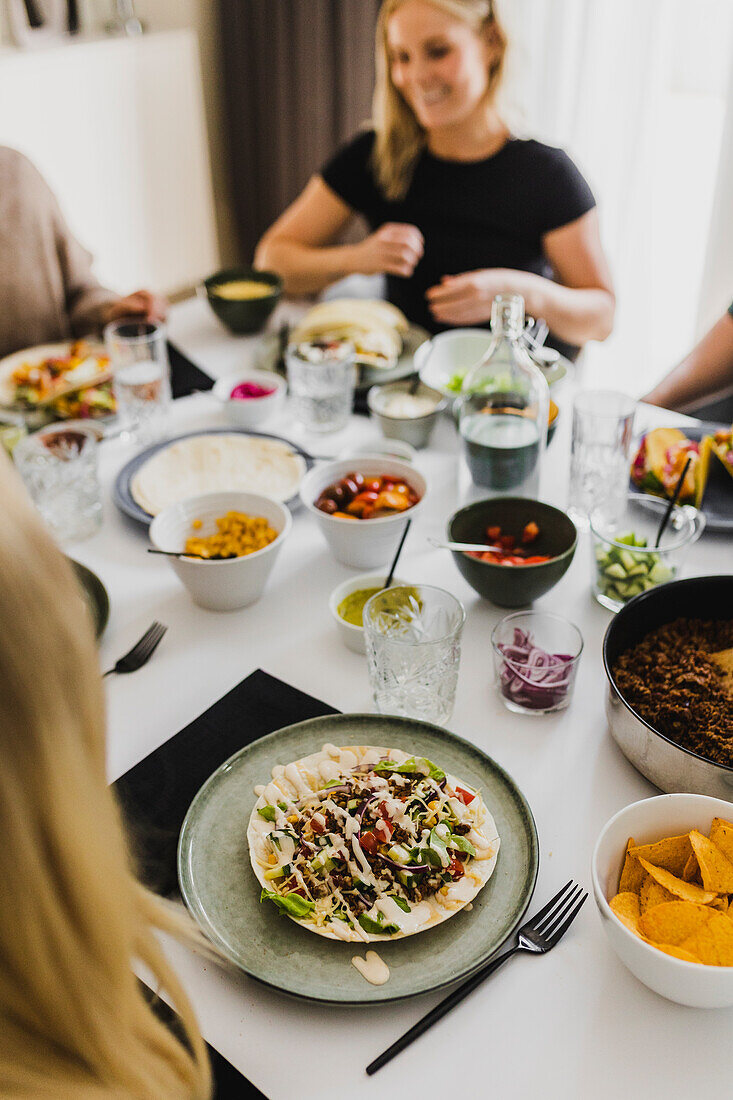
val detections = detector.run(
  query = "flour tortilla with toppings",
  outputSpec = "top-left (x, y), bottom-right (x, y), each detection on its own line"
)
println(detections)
top-left (289, 299), bottom-right (408, 371)
top-left (130, 434), bottom-right (306, 515)
top-left (248, 744), bottom-right (500, 943)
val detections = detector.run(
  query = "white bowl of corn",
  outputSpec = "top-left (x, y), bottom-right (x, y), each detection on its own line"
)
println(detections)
top-left (149, 490), bottom-right (291, 610)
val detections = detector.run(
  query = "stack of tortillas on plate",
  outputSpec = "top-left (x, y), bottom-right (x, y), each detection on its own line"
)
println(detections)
top-left (130, 434), bottom-right (306, 515)
top-left (289, 299), bottom-right (409, 371)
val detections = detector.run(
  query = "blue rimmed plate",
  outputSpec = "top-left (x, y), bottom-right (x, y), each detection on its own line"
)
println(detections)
top-left (113, 428), bottom-right (314, 525)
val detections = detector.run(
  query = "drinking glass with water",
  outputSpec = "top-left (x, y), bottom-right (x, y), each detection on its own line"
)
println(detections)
top-left (567, 390), bottom-right (636, 530)
top-left (105, 320), bottom-right (170, 444)
top-left (286, 340), bottom-right (356, 434)
top-left (363, 585), bottom-right (465, 726)
top-left (14, 423), bottom-right (102, 543)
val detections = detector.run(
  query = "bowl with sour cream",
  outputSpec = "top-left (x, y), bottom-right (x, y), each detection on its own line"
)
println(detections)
top-left (367, 380), bottom-right (446, 449)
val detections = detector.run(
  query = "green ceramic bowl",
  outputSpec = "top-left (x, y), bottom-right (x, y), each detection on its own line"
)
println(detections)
top-left (69, 559), bottom-right (109, 639)
top-left (203, 267), bottom-right (282, 335)
top-left (448, 497), bottom-right (577, 608)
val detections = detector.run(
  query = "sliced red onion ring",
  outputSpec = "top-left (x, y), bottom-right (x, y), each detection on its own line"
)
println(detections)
top-left (497, 632), bottom-right (578, 710)
top-left (378, 854), bottom-right (430, 874)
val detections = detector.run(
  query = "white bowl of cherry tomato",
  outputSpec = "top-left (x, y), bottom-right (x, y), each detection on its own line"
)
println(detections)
top-left (300, 457), bottom-right (426, 568)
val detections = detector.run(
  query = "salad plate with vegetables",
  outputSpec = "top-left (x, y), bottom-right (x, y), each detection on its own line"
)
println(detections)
top-left (177, 713), bottom-right (538, 1004)
top-left (249, 745), bottom-right (499, 942)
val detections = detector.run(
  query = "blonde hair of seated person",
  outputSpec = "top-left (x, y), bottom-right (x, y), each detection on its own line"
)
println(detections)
top-left (373, 0), bottom-right (508, 200)
top-left (0, 457), bottom-right (211, 1099)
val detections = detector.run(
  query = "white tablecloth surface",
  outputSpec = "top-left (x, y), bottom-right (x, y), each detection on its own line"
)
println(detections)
top-left (67, 297), bottom-right (733, 1099)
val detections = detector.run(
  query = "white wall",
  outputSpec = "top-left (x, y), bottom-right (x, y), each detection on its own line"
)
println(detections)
top-left (135, 0), bottom-right (238, 267)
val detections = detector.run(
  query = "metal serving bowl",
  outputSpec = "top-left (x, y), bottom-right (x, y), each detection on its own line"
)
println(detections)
top-left (602, 575), bottom-right (733, 798)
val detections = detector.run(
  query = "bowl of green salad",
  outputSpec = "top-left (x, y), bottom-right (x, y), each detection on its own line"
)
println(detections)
top-left (590, 493), bottom-right (705, 613)
top-left (415, 327), bottom-right (568, 398)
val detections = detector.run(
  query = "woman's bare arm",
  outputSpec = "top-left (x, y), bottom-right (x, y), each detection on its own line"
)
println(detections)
top-left (642, 311), bottom-right (733, 411)
top-left (254, 176), bottom-right (423, 296)
top-left (427, 210), bottom-right (615, 345)
top-left (535, 209), bottom-right (615, 343)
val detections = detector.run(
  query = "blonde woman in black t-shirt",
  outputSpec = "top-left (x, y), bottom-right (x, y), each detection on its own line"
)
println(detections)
top-left (255, 0), bottom-right (615, 357)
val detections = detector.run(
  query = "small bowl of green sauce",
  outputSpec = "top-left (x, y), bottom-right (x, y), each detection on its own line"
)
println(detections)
top-left (329, 572), bottom-right (409, 654)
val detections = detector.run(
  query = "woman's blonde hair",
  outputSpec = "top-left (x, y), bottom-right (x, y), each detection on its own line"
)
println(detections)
top-left (0, 456), bottom-right (211, 1098)
top-left (372, 0), bottom-right (508, 200)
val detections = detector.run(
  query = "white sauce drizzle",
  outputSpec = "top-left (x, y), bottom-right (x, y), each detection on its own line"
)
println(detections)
top-left (351, 951), bottom-right (390, 985)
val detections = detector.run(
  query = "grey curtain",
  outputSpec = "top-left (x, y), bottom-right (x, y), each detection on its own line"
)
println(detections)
top-left (218, 0), bottom-right (381, 263)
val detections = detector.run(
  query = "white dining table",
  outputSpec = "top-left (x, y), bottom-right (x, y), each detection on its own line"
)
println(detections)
top-left (69, 296), bottom-right (733, 1099)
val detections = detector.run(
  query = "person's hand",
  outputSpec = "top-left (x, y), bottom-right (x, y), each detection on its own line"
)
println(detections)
top-left (350, 223), bottom-right (424, 278)
top-left (103, 289), bottom-right (168, 326)
top-left (426, 269), bottom-right (527, 325)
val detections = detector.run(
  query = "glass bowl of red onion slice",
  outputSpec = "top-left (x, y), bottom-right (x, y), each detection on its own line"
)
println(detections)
top-left (491, 611), bottom-right (583, 715)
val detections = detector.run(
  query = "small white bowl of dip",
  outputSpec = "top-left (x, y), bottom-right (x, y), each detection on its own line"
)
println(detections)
top-left (329, 571), bottom-right (409, 653)
top-left (367, 381), bottom-right (446, 449)
top-left (213, 369), bottom-right (286, 428)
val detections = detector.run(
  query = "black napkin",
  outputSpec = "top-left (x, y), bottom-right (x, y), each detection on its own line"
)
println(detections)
top-left (168, 340), bottom-right (215, 399)
top-left (116, 670), bottom-right (339, 1100)
top-left (114, 669), bottom-right (338, 897)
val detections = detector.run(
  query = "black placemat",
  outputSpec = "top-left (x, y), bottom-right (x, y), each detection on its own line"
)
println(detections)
top-left (168, 340), bottom-right (215, 399)
top-left (114, 669), bottom-right (338, 897)
top-left (116, 669), bottom-right (339, 1100)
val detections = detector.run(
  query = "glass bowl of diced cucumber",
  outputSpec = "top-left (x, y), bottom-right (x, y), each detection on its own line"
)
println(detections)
top-left (590, 493), bottom-right (705, 612)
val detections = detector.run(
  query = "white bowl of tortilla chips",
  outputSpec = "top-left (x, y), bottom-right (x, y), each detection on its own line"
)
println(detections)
top-left (149, 490), bottom-right (291, 611)
top-left (592, 793), bottom-right (733, 1007)
top-left (249, 743), bottom-right (500, 943)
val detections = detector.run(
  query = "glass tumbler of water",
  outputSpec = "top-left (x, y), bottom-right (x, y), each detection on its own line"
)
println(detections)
top-left (567, 390), bottom-right (636, 530)
top-left (286, 341), bottom-right (356, 433)
top-left (363, 585), bottom-right (465, 726)
top-left (105, 319), bottom-right (171, 444)
top-left (14, 423), bottom-right (102, 543)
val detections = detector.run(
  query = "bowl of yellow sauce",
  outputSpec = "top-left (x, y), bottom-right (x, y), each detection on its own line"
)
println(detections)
top-left (203, 267), bottom-right (282, 334)
top-left (329, 571), bottom-right (409, 654)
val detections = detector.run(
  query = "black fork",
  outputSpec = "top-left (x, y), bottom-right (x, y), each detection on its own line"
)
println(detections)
top-left (103, 621), bottom-right (167, 676)
top-left (367, 880), bottom-right (587, 1075)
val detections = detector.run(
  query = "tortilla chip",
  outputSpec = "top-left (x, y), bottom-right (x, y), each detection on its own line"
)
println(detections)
top-left (654, 943), bottom-right (701, 963)
top-left (709, 896), bottom-right (730, 913)
top-left (709, 818), bottom-right (733, 865)
top-left (629, 834), bottom-right (692, 878)
top-left (618, 837), bottom-right (644, 894)
top-left (610, 892), bottom-right (643, 935)
top-left (689, 830), bottom-right (733, 893)
top-left (639, 901), bottom-right (733, 965)
top-left (682, 853), bottom-right (700, 882)
top-left (638, 858), bottom-right (717, 905)
top-left (640, 873), bottom-right (676, 914)
top-left (683, 916), bottom-right (733, 966)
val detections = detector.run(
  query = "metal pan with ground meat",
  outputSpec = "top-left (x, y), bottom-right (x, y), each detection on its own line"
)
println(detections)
top-left (603, 576), bottom-right (733, 798)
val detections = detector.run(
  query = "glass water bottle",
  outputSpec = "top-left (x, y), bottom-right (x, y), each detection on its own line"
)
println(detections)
top-left (458, 295), bottom-right (549, 496)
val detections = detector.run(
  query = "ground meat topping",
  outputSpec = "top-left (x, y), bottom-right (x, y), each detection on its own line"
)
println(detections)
top-left (612, 618), bottom-right (733, 766)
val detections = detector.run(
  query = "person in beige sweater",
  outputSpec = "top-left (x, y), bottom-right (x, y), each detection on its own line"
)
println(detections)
top-left (0, 146), bottom-right (167, 360)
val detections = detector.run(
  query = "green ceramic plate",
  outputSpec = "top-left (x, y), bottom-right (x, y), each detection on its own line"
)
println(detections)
top-left (178, 713), bottom-right (539, 1004)
top-left (69, 559), bottom-right (109, 639)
